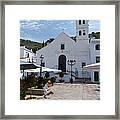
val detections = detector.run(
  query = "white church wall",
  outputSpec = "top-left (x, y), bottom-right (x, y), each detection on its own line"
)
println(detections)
top-left (75, 40), bottom-right (89, 51)
top-left (36, 32), bottom-right (75, 69)
top-left (36, 20), bottom-right (100, 83)
top-left (55, 74), bottom-right (74, 83)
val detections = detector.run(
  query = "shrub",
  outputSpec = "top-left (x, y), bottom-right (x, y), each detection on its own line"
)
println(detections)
top-left (27, 76), bottom-right (37, 88)
top-left (59, 72), bottom-right (64, 78)
top-left (59, 79), bottom-right (64, 83)
top-left (45, 72), bottom-right (50, 78)
top-left (20, 80), bottom-right (27, 100)
top-left (51, 77), bottom-right (56, 83)
top-left (20, 87), bottom-right (26, 100)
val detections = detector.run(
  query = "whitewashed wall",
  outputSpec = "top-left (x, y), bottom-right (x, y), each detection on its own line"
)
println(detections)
top-left (20, 46), bottom-right (34, 59)
top-left (89, 39), bottom-right (100, 82)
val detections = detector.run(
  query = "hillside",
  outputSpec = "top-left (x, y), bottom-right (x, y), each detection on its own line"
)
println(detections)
top-left (20, 38), bottom-right (55, 53)
top-left (20, 39), bottom-right (43, 53)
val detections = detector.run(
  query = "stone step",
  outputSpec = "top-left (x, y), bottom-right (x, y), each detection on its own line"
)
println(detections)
top-left (74, 78), bottom-right (91, 83)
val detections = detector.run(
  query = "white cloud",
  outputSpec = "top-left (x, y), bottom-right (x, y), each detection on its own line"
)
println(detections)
top-left (20, 20), bottom-right (45, 30)
top-left (89, 20), bottom-right (100, 33)
top-left (70, 21), bottom-right (74, 24)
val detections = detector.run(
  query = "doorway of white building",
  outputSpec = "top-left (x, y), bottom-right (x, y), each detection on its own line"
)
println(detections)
top-left (58, 55), bottom-right (66, 72)
top-left (94, 71), bottom-right (99, 82)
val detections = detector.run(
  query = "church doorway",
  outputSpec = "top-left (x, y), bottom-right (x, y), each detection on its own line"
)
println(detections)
top-left (58, 55), bottom-right (66, 72)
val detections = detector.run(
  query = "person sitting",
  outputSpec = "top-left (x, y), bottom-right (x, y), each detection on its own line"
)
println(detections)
top-left (43, 81), bottom-right (54, 99)
top-left (47, 80), bottom-right (53, 87)
top-left (43, 82), bottom-right (48, 99)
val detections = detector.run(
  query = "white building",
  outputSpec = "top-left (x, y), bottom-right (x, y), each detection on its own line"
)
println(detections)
top-left (89, 38), bottom-right (100, 82)
top-left (36, 20), bottom-right (100, 83)
top-left (20, 46), bottom-right (36, 63)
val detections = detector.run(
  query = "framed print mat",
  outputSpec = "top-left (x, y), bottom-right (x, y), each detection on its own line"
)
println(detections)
top-left (0, 0), bottom-right (119, 119)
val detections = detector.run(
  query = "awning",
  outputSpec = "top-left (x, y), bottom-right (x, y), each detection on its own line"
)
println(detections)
top-left (83, 63), bottom-right (100, 71)
top-left (42, 68), bottom-right (62, 73)
top-left (23, 67), bottom-right (62, 73)
top-left (20, 60), bottom-right (39, 70)
top-left (20, 60), bottom-right (61, 73)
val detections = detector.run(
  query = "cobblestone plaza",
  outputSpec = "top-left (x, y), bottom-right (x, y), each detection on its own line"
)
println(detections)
top-left (27, 83), bottom-right (100, 100)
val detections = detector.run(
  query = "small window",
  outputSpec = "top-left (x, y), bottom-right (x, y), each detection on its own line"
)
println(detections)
top-left (26, 52), bottom-right (29, 58)
top-left (82, 62), bottom-right (86, 68)
top-left (95, 44), bottom-right (100, 50)
top-left (96, 56), bottom-right (100, 63)
top-left (83, 20), bottom-right (85, 24)
top-left (79, 20), bottom-right (81, 25)
top-left (83, 30), bottom-right (86, 35)
top-left (61, 44), bottom-right (65, 50)
top-left (79, 30), bottom-right (82, 36)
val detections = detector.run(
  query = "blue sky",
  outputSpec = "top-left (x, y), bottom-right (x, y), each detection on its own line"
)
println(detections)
top-left (20, 20), bottom-right (100, 43)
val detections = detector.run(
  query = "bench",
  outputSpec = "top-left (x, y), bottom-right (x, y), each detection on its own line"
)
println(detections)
top-left (26, 89), bottom-right (44, 96)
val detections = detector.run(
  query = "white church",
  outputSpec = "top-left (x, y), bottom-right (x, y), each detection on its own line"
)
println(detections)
top-left (36, 20), bottom-right (100, 83)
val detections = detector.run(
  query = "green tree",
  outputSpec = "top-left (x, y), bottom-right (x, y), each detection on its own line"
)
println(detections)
top-left (89, 32), bottom-right (100, 39)
top-left (42, 41), bottom-right (45, 47)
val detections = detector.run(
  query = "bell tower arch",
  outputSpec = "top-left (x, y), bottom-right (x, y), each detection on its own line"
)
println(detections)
top-left (76, 20), bottom-right (89, 41)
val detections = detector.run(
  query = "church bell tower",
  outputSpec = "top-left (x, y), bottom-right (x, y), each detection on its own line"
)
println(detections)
top-left (76, 20), bottom-right (89, 41)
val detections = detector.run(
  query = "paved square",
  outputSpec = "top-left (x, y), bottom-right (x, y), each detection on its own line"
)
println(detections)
top-left (37, 83), bottom-right (100, 100)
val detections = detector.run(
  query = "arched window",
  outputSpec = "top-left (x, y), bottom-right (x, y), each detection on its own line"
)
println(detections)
top-left (79, 20), bottom-right (81, 25)
top-left (79, 30), bottom-right (82, 36)
top-left (95, 44), bottom-right (100, 50)
top-left (83, 30), bottom-right (86, 35)
top-left (83, 20), bottom-right (85, 24)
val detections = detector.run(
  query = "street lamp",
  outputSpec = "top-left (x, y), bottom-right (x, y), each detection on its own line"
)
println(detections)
top-left (39, 55), bottom-right (44, 78)
top-left (32, 57), bottom-right (34, 63)
top-left (67, 59), bottom-right (76, 84)
top-left (38, 55), bottom-right (44, 88)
